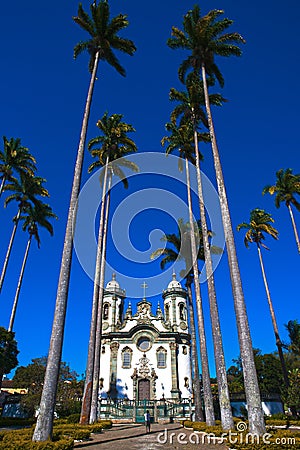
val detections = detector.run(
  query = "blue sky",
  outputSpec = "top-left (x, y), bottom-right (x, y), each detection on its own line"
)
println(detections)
top-left (0, 0), bottom-right (299, 379)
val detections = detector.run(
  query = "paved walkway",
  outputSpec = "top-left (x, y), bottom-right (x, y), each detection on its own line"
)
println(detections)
top-left (74, 423), bottom-right (227, 450)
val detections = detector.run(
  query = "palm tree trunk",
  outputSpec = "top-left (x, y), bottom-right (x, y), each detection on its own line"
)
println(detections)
top-left (201, 62), bottom-right (265, 435)
top-left (89, 170), bottom-right (112, 423)
top-left (33, 51), bottom-right (100, 442)
top-left (0, 209), bottom-right (21, 293)
top-left (185, 277), bottom-right (204, 422)
top-left (193, 125), bottom-right (233, 430)
top-left (185, 156), bottom-right (215, 426)
top-left (287, 203), bottom-right (300, 254)
top-left (8, 235), bottom-right (32, 332)
top-left (256, 245), bottom-right (289, 387)
top-left (80, 156), bottom-right (109, 425)
top-left (0, 176), bottom-right (6, 197)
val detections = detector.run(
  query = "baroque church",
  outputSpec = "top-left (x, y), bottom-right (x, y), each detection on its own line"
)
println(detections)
top-left (99, 273), bottom-right (193, 402)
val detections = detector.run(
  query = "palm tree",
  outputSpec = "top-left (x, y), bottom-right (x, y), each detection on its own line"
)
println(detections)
top-left (33, 2), bottom-right (136, 441)
top-left (0, 136), bottom-right (36, 197)
top-left (169, 75), bottom-right (233, 429)
top-left (263, 168), bottom-right (300, 254)
top-left (79, 155), bottom-right (109, 425)
top-left (237, 208), bottom-right (289, 387)
top-left (82, 112), bottom-right (138, 424)
top-left (167, 7), bottom-right (265, 434)
top-left (8, 201), bottom-right (57, 332)
top-left (151, 218), bottom-right (210, 422)
top-left (162, 122), bottom-right (215, 425)
top-left (0, 174), bottom-right (49, 293)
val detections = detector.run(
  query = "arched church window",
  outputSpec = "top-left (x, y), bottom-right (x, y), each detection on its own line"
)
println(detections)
top-left (182, 346), bottom-right (187, 355)
top-left (156, 347), bottom-right (167, 368)
top-left (165, 304), bottom-right (170, 322)
top-left (179, 303), bottom-right (186, 321)
top-left (122, 347), bottom-right (132, 368)
top-left (103, 303), bottom-right (109, 320)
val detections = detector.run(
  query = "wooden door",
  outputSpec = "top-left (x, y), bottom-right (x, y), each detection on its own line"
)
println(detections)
top-left (138, 379), bottom-right (150, 400)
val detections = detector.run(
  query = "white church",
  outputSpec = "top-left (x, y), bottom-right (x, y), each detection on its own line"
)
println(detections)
top-left (99, 273), bottom-right (193, 402)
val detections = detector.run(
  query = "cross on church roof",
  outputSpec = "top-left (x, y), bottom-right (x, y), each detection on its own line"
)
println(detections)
top-left (141, 281), bottom-right (148, 299)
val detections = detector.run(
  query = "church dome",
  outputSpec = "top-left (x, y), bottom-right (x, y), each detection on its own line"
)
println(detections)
top-left (105, 273), bottom-right (126, 297)
top-left (167, 272), bottom-right (182, 289)
top-left (106, 273), bottom-right (120, 291)
top-left (162, 272), bottom-right (187, 299)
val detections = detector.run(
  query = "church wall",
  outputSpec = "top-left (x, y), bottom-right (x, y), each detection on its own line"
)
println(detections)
top-left (177, 343), bottom-right (192, 398)
top-left (99, 343), bottom-right (111, 394)
top-left (150, 343), bottom-right (173, 399)
top-left (116, 342), bottom-right (174, 400)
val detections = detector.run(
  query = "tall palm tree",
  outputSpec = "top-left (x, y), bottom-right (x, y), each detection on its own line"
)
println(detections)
top-left (79, 155), bottom-right (109, 425)
top-left (33, 2), bottom-right (136, 441)
top-left (263, 168), bottom-right (300, 254)
top-left (89, 167), bottom-right (112, 424)
top-left (167, 7), bottom-right (265, 434)
top-left (162, 122), bottom-right (215, 425)
top-left (237, 208), bottom-right (289, 387)
top-left (169, 75), bottom-right (233, 429)
top-left (8, 201), bottom-right (57, 332)
top-left (0, 137), bottom-right (36, 197)
top-left (81, 112), bottom-right (138, 424)
top-left (151, 218), bottom-right (215, 422)
top-left (0, 174), bottom-right (49, 293)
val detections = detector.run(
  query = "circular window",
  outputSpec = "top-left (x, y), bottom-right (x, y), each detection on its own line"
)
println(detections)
top-left (137, 337), bottom-right (151, 351)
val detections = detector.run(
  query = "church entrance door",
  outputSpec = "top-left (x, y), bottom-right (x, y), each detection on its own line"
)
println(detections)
top-left (138, 379), bottom-right (150, 400)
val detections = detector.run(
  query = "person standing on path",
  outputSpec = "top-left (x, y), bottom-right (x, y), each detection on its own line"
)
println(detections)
top-left (144, 410), bottom-right (151, 433)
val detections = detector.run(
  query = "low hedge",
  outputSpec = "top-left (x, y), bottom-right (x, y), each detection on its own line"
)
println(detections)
top-left (0, 426), bottom-right (75, 449)
top-left (0, 417), bottom-right (112, 449)
top-left (63, 415), bottom-right (80, 424)
top-left (0, 429), bottom-right (73, 449)
top-left (0, 439), bottom-right (74, 450)
top-left (0, 417), bottom-right (36, 427)
top-left (52, 426), bottom-right (91, 441)
top-left (265, 418), bottom-right (300, 427)
top-left (182, 420), bottom-right (228, 434)
top-left (96, 420), bottom-right (112, 429)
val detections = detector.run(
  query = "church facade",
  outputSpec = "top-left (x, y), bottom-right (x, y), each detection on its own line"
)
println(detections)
top-left (99, 274), bottom-right (193, 402)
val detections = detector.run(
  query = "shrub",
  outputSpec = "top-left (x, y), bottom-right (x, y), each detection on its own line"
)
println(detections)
top-left (97, 419), bottom-right (112, 429)
top-left (182, 419), bottom-right (194, 428)
top-left (199, 425), bottom-right (224, 435)
top-left (0, 427), bottom-right (74, 449)
top-left (65, 414), bottom-right (80, 424)
top-left (2, 428), bottom-right (33, 442)
top-left (268, 412), bottom-right (289, 420)
top-left (0, 438), bottom-right (73, 450)
top-left (88, 424), bottom-right (103, 433)
top-left (53, 425), bottom-right (90, 441)
top-left (0, 417), bottom-right (36, 427)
